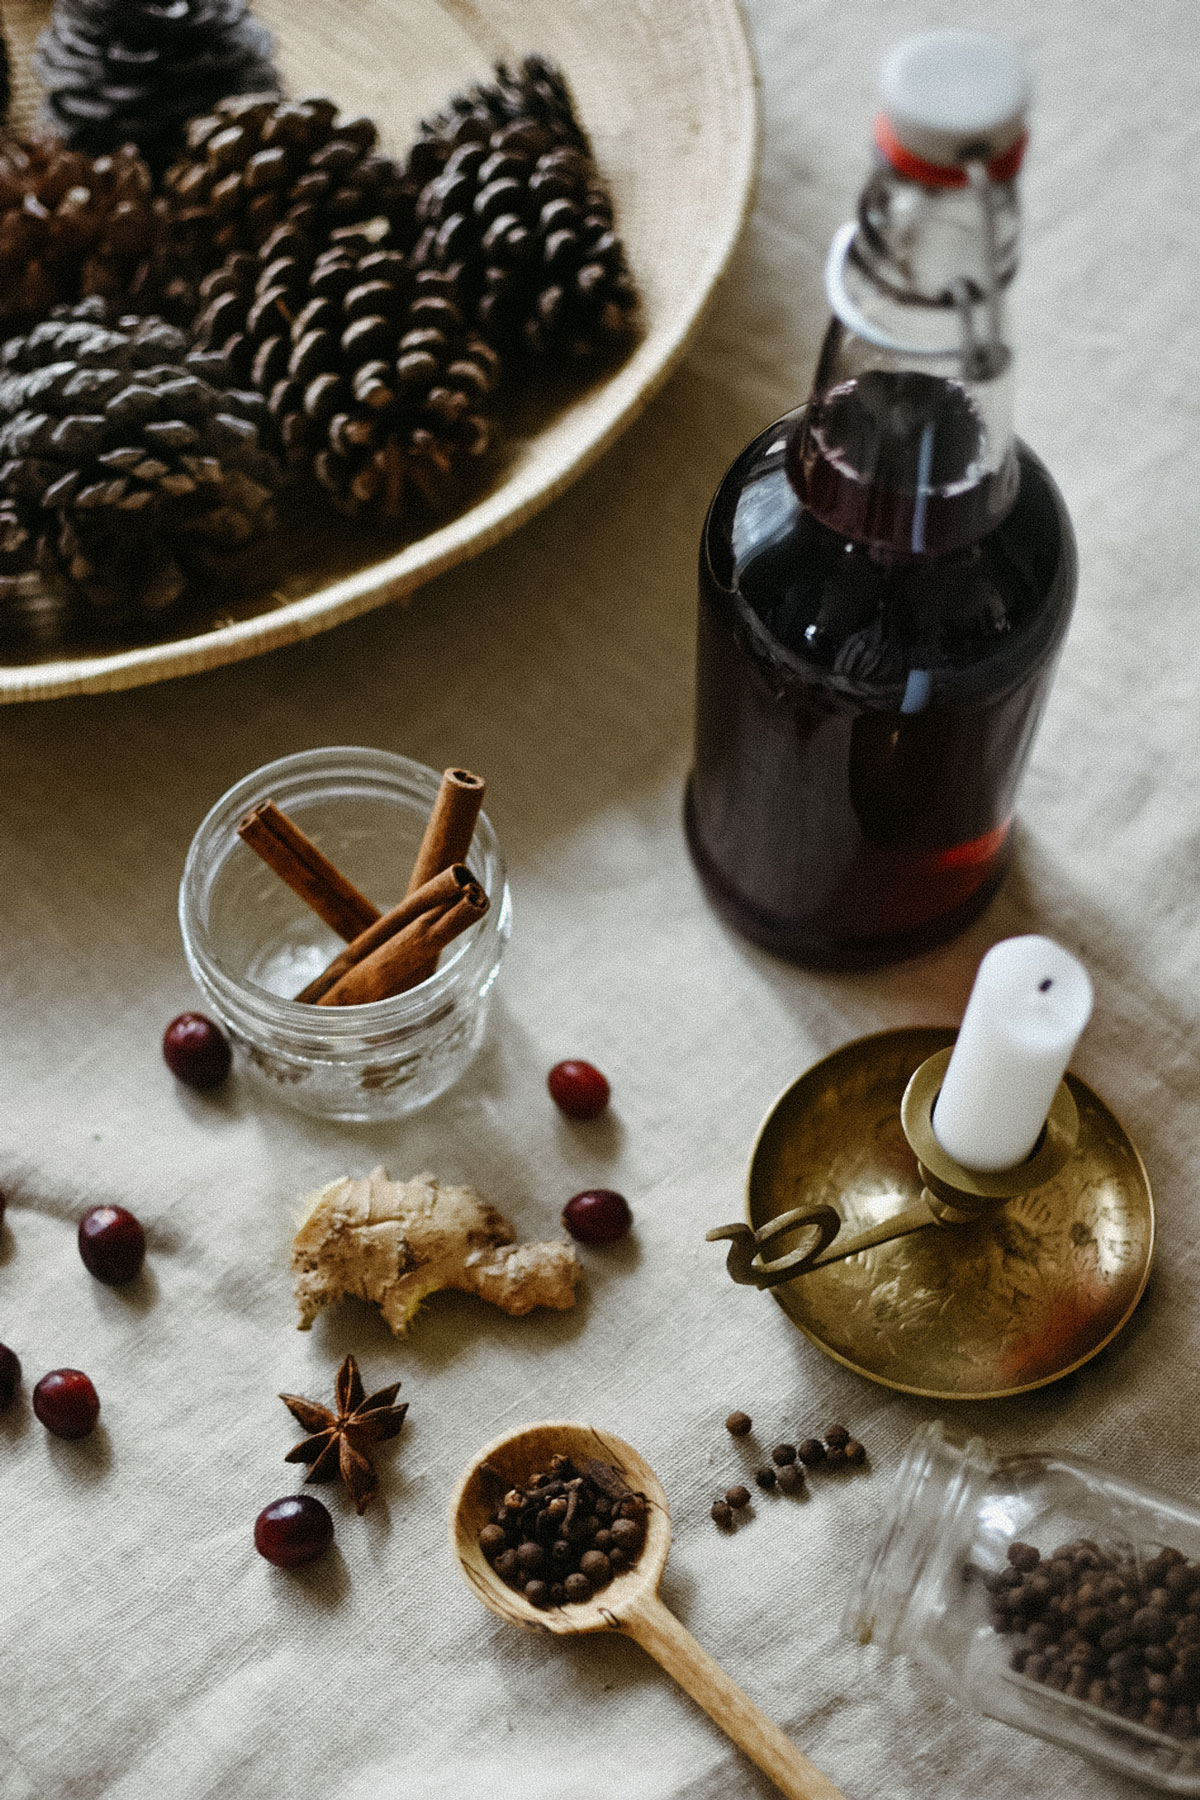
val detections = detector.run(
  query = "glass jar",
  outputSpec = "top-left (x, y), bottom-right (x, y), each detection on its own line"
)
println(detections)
top-left (846, 1421), bottom-right (1200, 1790)
top-left (179, 747), bottom-right (511, 1122)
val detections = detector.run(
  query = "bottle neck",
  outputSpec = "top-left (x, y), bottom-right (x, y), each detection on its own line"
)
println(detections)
top-left (793, 157), bottom-right (1022, 558)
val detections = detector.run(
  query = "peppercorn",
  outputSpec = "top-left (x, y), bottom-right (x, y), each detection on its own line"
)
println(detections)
top-left (483, 1454), bottom-right (647, 1604)
top-left (993, 1534), bottom-right (1200, 1739)
top-left (725, 1410), bottom-right (752, 1436)
top-left (771, 1442), bottom-right (796, 1466)
top-left (516, 1541), bottom-right (545, 1576)
top-left (754, 1464), bottom-right (776, 1490)
top-left (725, 1486), bottom-right (751, 1511)
top-left (711, 1500), bottom-right (733, 1529)
top-left (579, 1549), bottom-right (611, 1584)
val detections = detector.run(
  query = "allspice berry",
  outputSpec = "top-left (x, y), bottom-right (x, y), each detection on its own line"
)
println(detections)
top-left (724, 1486), bottom-right (751, 1511)
top-left (610, 1516), bottom-right (643, 1552)
top-left (579, 1549), bottom-right (612, 1584)
top-left (776, 1462), bottom-right (804, 1494)
top-left (797, 1438), bottom-right (826, 1467)
top-left (711, 1499), bottom-right (733, 1529)
top-left (725, 1410), bottom-right (752, 1436)
top-left (754, 1464), bottom-right (777, 1490)
top-left (771, 1442), bottom-right (797, 1466)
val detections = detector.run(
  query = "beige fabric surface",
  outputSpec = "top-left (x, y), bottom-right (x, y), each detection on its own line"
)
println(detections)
top-left (2, 2), bottom-right (1199, 1797)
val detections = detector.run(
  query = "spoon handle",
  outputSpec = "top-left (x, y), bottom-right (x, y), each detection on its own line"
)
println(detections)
top-left (621, 1593), bottom-right (847, 1800)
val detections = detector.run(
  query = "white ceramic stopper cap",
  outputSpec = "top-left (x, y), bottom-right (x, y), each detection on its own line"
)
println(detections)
top-left (879, 31), bottom-right (1030, 168)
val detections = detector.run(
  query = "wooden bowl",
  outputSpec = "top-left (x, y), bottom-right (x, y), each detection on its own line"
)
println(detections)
top-left (0, 0), bottom-right (759, 701)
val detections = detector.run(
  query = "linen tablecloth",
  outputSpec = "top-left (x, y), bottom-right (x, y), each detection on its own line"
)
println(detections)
top-left (3, 2), bottom-right (1199, 1795)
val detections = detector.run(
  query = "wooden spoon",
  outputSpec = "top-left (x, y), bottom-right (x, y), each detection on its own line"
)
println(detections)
top-left (449, 1421), bottom-right (847, 1800)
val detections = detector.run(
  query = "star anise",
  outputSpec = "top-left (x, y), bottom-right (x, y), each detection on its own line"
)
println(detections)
top-left (279, 1353), bottom-right (408, 1514)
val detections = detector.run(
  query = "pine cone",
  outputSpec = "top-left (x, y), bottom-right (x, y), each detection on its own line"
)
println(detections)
top-left (415, 136), bottom-right (637, 360)
top-left (191, 222), bottom-right (499, 520)
top-left (0, 139), bottom-right (160, 330)
top-left (161, 95), bottom-right (418, 285)
top-left (0, 297), bottom-right (280, 633)
top-left (408, 58), bottom-right (637, 360)
top-left (406, 55), bottom-right (589, 186)
top-left (34, 0), bottom-right (278, 170)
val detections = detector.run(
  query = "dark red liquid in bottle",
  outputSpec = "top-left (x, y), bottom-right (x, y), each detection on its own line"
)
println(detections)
top-left (685, 373), bottom-right (1076, 968)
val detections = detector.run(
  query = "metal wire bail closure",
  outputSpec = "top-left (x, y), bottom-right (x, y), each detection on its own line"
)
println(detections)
top-left (824, 160), bottom-right (1011, 380)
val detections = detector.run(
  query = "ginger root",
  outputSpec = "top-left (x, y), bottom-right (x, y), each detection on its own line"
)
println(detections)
top-left (291, 1166), bottom-right (581, 1335)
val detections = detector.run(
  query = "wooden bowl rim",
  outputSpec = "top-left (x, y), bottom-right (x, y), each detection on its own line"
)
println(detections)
top-left (0, 0), bottom-right (760, 701)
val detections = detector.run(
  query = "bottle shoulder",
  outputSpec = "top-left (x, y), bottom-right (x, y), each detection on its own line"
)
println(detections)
top-left (701, 407), bottom-right (1076, 700)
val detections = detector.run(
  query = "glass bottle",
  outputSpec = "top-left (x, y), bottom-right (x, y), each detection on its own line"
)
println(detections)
top-left (846, 1422), bottom-right (1200, 1790)
top-left (686, 33), bottom-right (1077, 968)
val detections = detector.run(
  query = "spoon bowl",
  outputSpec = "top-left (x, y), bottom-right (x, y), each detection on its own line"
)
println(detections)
top-left (450, 1419), bottom-right (846, 1800)
top-left (451, 1420), bottom-right (670, 1635)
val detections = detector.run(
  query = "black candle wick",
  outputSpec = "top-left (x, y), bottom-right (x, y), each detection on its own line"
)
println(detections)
top-left (1038, 977), bottom-right (1053, 993)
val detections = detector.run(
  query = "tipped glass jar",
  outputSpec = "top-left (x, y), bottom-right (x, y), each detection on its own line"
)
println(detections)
top-left (846, 1422), bottom-right (1200, 1791)
top-left (179, 747), bottom-right (511, 1121)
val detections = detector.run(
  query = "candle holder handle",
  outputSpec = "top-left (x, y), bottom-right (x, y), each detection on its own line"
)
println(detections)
top-left (707, 1049), bottom-right (1081, 1286)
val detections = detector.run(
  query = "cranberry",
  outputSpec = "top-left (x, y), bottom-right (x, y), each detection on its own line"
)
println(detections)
top-left (254, 1495), bottom-right (334, 1569)
top-left (163, 1012), bottom-right (231, 1089)
top-left (0, 1344), bottom-right (20, 1409)
top-left (33, 1369), bottom-right (100, 1439)
top-left (562, 1188), bottom-right (631, 1246)
top-left (547, 1060), bottom-right (610, 1120)
top-left (78, 1205), bottom-right (145, 1284)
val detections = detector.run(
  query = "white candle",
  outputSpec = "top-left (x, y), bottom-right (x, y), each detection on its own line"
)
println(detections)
top-left (932, 936), bottom-right (1093, 1172)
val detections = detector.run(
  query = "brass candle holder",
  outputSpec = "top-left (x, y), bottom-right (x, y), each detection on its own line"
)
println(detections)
top-left (707, 1028), bottom-right (1153, 1399)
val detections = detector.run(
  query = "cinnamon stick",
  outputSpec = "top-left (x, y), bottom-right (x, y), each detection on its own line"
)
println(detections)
top-left (317, 882), bottom-right (489, 1007)
top-left (406, 768), bottom-right (486, 896)
top-left (295, 864), bottom-right (476, 1004)
top-left (237, 801), bottom-right (381, 941)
